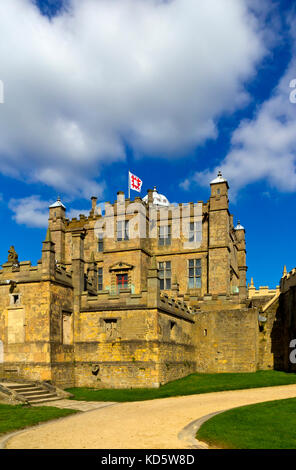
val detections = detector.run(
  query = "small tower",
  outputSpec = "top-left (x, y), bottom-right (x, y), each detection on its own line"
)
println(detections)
top-left (48, 197), bottom-right (66, 264)
top-left (208, 171), bottom-right (231, 295)
top-left (210, 170), bottom-right (229, 209)
top-left (41, 228), bottom-right (56, 277)
top-left (235, 220), bottom-right (247, 300)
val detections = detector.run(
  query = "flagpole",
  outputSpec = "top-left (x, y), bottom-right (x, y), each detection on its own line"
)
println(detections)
top-left (128, 170), bottom-right (130, 199)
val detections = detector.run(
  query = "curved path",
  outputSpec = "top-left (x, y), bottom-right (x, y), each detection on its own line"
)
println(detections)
top-left (5, 384), bottom-right (296, 449)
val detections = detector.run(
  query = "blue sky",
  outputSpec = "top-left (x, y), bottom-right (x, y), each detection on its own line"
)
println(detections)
top-left (0, 0), bottom-right (296, 288)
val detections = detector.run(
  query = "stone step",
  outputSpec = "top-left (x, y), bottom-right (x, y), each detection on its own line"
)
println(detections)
top-left (8, 386), bottom-right (44, 392)
top-left (6, 384), bottom-right (36, 390)
top-left (28, 396), bottom-right (62, 404)
top-left (0, 380), bottom-right (63, 404)
top-left (25, 393), bottom-right (58, 401)
top-left (19, 390), bottom-right (51, 397)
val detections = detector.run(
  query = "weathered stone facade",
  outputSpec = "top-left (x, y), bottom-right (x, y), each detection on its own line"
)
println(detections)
top-left (0, 174), bottom-right (288, 389)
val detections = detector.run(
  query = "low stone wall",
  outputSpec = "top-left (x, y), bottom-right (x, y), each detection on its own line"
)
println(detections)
top-left (74, 361), bottom-right (160, 389)
top-left (195, 308), bottom-right (259, 373)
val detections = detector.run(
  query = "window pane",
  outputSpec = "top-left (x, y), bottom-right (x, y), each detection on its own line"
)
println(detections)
top-left (196, 232), bottom-right (202, 242)
top-left (189, 260), bottom-right (194, 267)
top-left (166, 279), bottom-right (171, 290)
top-left (188, 278), bottom-right (194, 289)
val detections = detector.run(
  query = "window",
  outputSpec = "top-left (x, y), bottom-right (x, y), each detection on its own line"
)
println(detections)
top-left (117, 220), bottom-right (129, 241)
top-left (159, 225), bottom-right (171, 246)
top-left (189, 221), bottom-right (202, 243)
top-left (98, 267), bottom-right (103, 291)
top-left (12, 294), bottom-right (20, 305)
top-left (159, 261), bottom-right (171, 290)
top-left (188, 259), bottom-right (201, 289)
top-left (98, 232), bottom-right (104, 252)
top-left (116, 273), bottom-right (128, 290)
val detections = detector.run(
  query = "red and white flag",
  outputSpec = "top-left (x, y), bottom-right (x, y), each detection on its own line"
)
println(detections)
top-left (129, 171), bottom-right (143, 192)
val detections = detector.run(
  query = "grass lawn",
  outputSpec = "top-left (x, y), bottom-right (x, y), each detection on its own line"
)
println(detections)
top-left (66, 370), bottom-right (296, 402)
top-left (196, 397), bottom-right (296, 449)
top-left (0, 403), bottom-right (77, 437)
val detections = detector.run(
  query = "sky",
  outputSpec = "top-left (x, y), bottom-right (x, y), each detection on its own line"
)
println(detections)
top-left (0, 0), bottom-right (295, 288)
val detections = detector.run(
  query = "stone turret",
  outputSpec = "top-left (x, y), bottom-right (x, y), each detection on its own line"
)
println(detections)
top-left (208, 171), bottom-right (231, 295)
top-left (41, 228), bottom-right (56, 277)
top-left (235, 220), bottom-right (247, 300)
top-left (48, 197), bottom-right (66, 264)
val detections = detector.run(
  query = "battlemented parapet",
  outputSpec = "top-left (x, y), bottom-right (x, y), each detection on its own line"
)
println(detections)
top-left (248, 278), bottom-right (280, 299)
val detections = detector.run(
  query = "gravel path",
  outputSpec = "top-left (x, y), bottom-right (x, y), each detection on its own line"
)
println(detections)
top-left (5, 384), bottom-right (296, 449)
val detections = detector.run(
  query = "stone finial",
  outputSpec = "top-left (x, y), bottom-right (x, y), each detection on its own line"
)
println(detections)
top-left (250, 277), bottom-right (254, 287)
top-left (45, 228), bottom-right (52, 242)
top-left (7, 246), bottom-right (19, 264)
top-left (283, 265), bottom-right (287, 277)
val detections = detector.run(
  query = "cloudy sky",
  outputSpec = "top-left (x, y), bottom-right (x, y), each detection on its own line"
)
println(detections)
top-left (0, 0), bottom-right (295, 287)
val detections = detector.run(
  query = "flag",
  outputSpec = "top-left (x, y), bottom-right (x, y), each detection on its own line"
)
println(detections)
top-left (129, 171), bottom-right (143, 193)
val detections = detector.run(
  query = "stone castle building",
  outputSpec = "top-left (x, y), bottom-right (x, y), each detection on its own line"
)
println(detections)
top-left (0, 173), bottom-right (291, 389)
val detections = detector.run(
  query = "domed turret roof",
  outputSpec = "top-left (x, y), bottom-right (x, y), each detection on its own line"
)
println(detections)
top-left (210, 170), bottom-right (227, 185)
top-left (235, 220), bottom-right (245, 230)
top-left (143, 186), bottom-right (170, 207)
top-left (49, 196), bottom-right (66, 209)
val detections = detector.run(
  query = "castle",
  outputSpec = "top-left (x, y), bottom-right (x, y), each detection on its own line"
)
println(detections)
top-left (0, 173), bottom-right (293, 389)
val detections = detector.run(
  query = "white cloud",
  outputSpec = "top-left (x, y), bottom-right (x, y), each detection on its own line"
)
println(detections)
top-left (9, 195), bottom-right (90, 227)
top-left (182, 16), bottom-right (296, 198)
top-left (0, 0), bottom-right (267, 197)
top-left (9, 196), bottom-right (50, 228)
